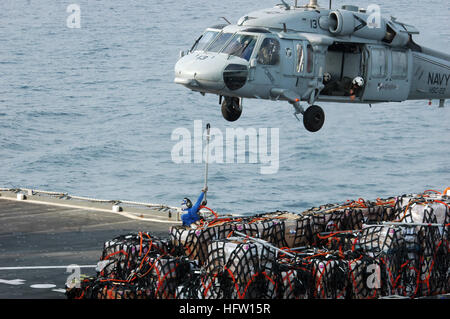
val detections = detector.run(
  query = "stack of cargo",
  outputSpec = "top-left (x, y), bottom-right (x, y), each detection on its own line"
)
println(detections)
top-left (66, 189), bottom-right (449, 299)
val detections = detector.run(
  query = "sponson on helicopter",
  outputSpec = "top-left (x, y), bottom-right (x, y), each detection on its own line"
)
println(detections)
top-left (174, 0), bottom-right (450, 132)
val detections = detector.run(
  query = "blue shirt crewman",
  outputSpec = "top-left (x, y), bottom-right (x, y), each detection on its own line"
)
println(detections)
top-left (181, 188), bottom-right (207, 227)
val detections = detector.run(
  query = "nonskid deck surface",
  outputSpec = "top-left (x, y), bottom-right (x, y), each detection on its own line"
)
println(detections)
top-left (0, 195), bottom-right (177, 299)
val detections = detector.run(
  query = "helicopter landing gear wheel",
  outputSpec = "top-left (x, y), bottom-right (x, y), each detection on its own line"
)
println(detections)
top-left (303, 105), bottom-right (325, 132)
top-left (221, 96), bottom-right (242, 122)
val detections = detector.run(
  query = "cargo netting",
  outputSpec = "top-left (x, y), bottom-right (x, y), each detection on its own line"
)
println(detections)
top-left (66, 189), bottom-right (450, 299)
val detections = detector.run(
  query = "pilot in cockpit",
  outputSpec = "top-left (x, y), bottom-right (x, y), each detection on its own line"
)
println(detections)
top-left (241, 40), bottom-right (253, 61)
top-left (223, 35), bottom-right (257, 62)
top-left (257, 38), bottom-right (280, 65)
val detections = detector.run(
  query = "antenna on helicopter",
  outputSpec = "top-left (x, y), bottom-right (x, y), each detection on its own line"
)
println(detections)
top-left (280, 0), bottom-right (291, 10)
top-left (221, 17), bottom-right (231, 25)
top-left (306, 0), bottom-right (319, 8)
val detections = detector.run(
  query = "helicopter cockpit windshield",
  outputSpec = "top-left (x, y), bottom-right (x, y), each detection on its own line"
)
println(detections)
top-left (190, 30), bottom-right (220, 52)
top-left (207, 32), bottom-right (234, 53)
top-left (190, 30), bottom-right (260, 62)
top-left (222, 34), bottom-right (258, 61)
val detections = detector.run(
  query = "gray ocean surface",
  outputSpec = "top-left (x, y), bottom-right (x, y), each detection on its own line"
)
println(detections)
top-left (0, 0), bottom-right (449, 216)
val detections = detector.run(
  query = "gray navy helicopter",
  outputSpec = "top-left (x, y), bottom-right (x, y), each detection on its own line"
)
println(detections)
top-left (174, 0), bottom-right (450, 132)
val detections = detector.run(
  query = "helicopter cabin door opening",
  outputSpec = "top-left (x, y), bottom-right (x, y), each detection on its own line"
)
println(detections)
top-left (361, 45), bottom-right (411, 102)
top-left (320, 42), bottom-right (366, 101)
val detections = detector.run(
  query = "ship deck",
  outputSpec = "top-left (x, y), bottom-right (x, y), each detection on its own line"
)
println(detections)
top-left (0, 190), bottom-right (178, 299)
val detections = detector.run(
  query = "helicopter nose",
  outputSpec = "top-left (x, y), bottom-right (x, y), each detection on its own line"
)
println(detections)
top-left (174, 54), bottom-right (227, 91)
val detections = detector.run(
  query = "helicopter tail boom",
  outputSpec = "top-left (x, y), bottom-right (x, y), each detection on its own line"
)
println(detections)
top-left (408, 48), bottom-right (450, 101)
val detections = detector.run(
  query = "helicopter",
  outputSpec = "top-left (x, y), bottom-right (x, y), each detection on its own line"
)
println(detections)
top-left (174, 0), bottom-right (450, 132)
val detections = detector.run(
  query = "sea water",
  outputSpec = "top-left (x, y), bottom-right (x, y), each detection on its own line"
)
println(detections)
top-left (0, 0), bottom-right (449, 215)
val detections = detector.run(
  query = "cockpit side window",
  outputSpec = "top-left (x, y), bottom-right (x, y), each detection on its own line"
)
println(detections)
top-left (222, 34), bottom-right (258, 61)
top-left (207, 32), bottom-right (233, 53)
top-left (191, 31), bottom-right (219, 52)
top-left (296, 44), bottom-right (304, 73)
top-left (257, 38), bottom-right (280, 65)
top-left (306, 44), bottom-right (314, 73)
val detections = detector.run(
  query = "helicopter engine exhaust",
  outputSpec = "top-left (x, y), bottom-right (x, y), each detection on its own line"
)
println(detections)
top-left (327, 8), bottom-right (409, 47)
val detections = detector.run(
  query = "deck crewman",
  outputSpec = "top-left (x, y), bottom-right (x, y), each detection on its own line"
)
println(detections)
top-left (181, 187), bottom-right (207, 227)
